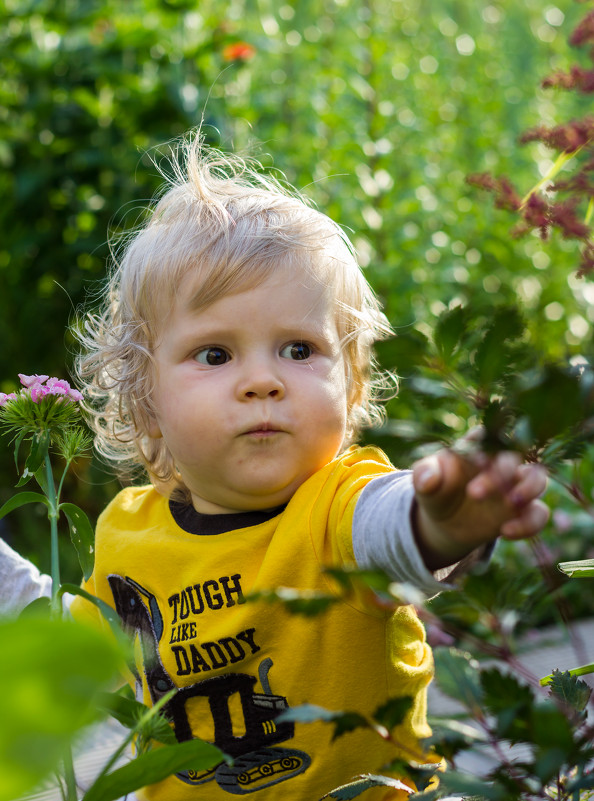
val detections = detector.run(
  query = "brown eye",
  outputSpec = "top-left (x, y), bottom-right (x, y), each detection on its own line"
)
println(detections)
top-left (195, 347), bottom-right (230, 366)
top-left (281, 342), bottom-right (312, 360)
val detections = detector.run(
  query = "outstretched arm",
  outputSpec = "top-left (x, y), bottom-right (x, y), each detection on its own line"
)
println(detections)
top-left (0, 537), bottom-right (53, 615)
top-left (412, 446), bottom-right (549, 571)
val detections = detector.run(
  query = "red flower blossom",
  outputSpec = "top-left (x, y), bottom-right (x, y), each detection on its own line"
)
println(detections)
top-left (549, 198), bottom-right (591, 239)
top-left (522, 193), bottom-right (551, 239)
top-left (569, 10), bottom-right (594, 48)
top-left (222, 42), bottom-right (256, 62)
top-left (466, 173), bottom-right (522, 211)
top-left (542, 66), bottom-right (594, 94)
top-left (520, 118), bottom-right (594, 153)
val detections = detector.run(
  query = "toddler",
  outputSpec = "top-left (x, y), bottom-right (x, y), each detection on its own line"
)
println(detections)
top-left (0, 135), bottom-right (548, 800)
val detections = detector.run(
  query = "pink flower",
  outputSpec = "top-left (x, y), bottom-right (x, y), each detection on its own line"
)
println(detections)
top-left (46, 377), bottom-right (71, 395)
top-left (15, 374), bottom-right (83, 404)
top-left (29, 383), bottom-right (49, 403)
top-left (19, 373), bottom-right (49, 388)
top-left (0, 392), bottom-right (17, 407)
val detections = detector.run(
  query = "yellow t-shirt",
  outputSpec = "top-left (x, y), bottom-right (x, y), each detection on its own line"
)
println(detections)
top-left (72, 446), bottom-right (435, 800)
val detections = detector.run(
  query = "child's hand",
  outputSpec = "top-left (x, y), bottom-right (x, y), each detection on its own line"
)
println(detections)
top-left (412, 438), bottom-right (549, 570)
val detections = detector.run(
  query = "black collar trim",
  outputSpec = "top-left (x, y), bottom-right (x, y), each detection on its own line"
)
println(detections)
top-left (169, 500), bottom-right (286, 536)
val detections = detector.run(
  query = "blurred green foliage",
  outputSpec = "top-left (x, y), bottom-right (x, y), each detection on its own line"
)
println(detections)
top-left (2, 0), bottom-right (594, 619)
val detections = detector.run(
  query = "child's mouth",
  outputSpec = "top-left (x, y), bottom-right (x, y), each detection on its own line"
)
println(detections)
top-left (243, 423), bottom-right (283, 439)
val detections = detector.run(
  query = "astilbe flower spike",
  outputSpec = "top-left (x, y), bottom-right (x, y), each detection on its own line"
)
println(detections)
top-left (569, 9), bottom-right (594, 48)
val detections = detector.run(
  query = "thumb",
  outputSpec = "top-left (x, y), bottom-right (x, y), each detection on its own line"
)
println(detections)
top-left (413, 454), bottom-right (444, 496)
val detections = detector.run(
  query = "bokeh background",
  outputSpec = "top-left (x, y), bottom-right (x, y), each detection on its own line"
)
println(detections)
top-left (1, 0), bottom-right (593, 610)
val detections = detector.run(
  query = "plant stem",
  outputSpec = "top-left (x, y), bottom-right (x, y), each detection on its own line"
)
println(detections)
top-left (45, 455), bottom-right (61, 618)
top-left (62, 748), bottom-right (78, 801)
top-left (44, 455), bottom-right (79, 801)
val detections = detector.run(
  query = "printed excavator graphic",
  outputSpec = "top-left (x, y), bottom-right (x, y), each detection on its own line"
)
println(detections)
top-left (108, 574), bottom-right (311, 794)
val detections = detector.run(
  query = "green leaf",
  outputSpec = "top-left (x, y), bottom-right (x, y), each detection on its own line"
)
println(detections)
top-left (409, 376), bottom-right (454, 398)
top-left (373, 696), bottom-right (413, 731)
top-left (480, 668), bottom-right (534, 740)
top-left (0, 491), bottom-right (49, 519)
top-left (544, 669), bottom-right (592, 712)
top-left (95, 691), bottom-right (177, 746)
top-left (17, 429), bottom-right (50, 486)
top-left (0, 616), bottom-right (124, 801)
top-left (60, 502), bottom-right (95, 580)
top-left (432, 649), bottom-right (483, 712)
top-left (59, 584), bottom-right (126, 645)
top-left (438, 771), bottom-right (506, 799)
top-left (375, 329), bottom-right (429, 375)
top-left (81, 738), bottom-right (226, 801)
top-left (475, 306), bottom-right (524, 388)
top-left (19, 597), bottom-right (51, 618)
top-left (12, 430), bottom-right (26, 473)
top-left (558, 558), bottom-right (594, 577)
top-left (322, 773), bottom-right (414, 799)
top-left (425, 717), bottom-right (487, 761)
top-left (247, 587), bottom-right (337, 616)
top-left (434, 305), bottom-right (467, 362)
top-left (277, 703), bottom-right (369, 740)
top-left (512, 365), bottom-right (587, 446)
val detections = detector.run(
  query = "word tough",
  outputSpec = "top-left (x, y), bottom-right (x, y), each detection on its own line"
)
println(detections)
top-left (168, 574), bottom-right (245, 624)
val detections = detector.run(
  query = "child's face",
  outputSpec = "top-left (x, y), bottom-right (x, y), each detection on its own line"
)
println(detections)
top-left (148, 266), bottom-right (349, 514)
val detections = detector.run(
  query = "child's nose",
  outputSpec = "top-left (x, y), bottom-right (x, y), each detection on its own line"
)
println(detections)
top-left (237, 361), bottom-right (285, 400)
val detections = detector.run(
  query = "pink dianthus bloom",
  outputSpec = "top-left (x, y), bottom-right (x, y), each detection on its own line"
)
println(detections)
top-left (0, 392), bottom-right (17, 407)
top-left (19, 373), bottom-right (49, 388)
top-left (15, 373), bottom-right (83, 404)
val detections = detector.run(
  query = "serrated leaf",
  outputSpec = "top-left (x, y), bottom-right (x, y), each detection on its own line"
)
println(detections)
top-left (480, 668), bottom-right (534, 740)
top-left (544, 669), bottom-right (592, 712)
top-left (0, 491), bottom-right (49, 519)
top-left (81, 738), bottom-right (225, 801)
top-left (60, 502), bottom-right (95, 580)
top-left (322, 773), bottom-right (414, 799)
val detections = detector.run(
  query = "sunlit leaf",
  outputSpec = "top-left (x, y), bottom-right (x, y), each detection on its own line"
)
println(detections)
top-left (60, 502), bottom-right (95, 580)
top-left (322, 773), bottom-right (414, 799)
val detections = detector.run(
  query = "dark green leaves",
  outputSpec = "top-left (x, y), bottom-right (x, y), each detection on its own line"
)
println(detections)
top-left (0, 490), bottom-right (49, 519)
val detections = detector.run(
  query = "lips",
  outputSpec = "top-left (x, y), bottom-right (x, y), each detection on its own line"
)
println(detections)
top-left (242, 422), bottom-right (285, 437)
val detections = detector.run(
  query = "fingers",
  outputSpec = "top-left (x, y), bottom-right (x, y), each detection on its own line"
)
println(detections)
top-left (466, 450), bottom-right (522, 501)
top-left (501, 499), bottom-right (550, 539)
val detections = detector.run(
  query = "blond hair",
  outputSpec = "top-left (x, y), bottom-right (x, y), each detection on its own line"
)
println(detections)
top-left (76, 133), bottom-right (394, 493)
